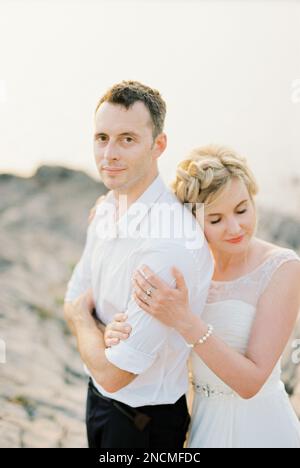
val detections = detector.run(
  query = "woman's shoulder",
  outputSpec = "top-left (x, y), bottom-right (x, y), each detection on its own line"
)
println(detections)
top-left (254, 238), bottom-right (299, 264)
top-left (254, 239), bottom-right (300, 296)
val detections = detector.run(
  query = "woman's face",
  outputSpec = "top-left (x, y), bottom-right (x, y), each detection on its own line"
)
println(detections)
top-left (204, 177), bottom-right (256, 255)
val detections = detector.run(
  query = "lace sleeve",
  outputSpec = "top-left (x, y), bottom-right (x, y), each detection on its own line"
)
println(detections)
top-left (257, 249), bottom-right (300, 298)
top-left (207, 249), bottom-right (300, 307)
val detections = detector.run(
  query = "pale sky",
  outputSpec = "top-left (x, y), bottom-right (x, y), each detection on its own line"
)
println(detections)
top-left (0, 0), bottom-right (300, 215)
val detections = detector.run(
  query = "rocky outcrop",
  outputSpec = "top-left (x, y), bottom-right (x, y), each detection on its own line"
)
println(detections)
top-left (258, 209), bottom-right (300, 251)
top-left (0, 166), bottom-right (106, 448)
top-left (0, 166), bottom-right (299, 447)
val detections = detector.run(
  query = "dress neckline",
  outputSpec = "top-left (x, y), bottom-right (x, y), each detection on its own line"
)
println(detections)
top-left (211, 249), bottom-right (285, 285)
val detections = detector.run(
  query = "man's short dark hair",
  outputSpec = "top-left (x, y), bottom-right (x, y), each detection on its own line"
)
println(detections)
top-left (95, 80), bottom-right (166, 139)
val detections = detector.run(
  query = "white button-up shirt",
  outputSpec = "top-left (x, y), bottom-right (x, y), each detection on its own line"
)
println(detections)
top-left (65, 175), bottom-right (214, 407)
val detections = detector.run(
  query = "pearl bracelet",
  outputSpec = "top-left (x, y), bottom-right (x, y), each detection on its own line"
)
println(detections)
top-left (186, 324), bottom-right (214, 348)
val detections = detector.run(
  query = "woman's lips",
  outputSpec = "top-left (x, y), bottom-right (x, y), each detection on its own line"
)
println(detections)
top-left (226, 235), bottom-right (244, 244)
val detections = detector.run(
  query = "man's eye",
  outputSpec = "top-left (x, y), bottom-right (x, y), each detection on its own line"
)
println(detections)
top-left (124, 137), bottom-right (133, 143)
top-left (96, 135), bottom-right (107, 142)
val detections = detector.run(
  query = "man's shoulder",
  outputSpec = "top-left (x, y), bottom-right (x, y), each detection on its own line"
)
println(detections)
top-left (133, 236), bottom-right (213, 292)
top-left (137, 235), bottom-right (212, 271)
top-left (150, 189), bottom-right (205, 245)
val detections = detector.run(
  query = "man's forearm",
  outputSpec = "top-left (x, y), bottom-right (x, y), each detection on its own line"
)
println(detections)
top-left (73, 316), bottom-right (111, 387)
top-left (64, 303), bottom-right (106, 336)
top-left (65, 296), bottom-right (136, 393)
top-left (75, 317), bottom-right (136, 392)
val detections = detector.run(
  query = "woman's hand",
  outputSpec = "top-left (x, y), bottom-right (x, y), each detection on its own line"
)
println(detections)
top-left (88, 192), bottom-right (111, 225)
top-left (104, 313), bottom-right (132, 347)
top-left (132, 265), bottom-right (194, 331)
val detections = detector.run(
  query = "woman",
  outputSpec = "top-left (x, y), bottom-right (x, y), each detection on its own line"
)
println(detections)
top-left (95, 145), bottom-right (300, 448)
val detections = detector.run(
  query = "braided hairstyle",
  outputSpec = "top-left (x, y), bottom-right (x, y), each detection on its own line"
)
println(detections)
top-left (171, 145), bottom-right (259, 210)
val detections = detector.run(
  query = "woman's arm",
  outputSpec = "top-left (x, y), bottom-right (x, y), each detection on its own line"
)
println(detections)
top-left (131, 262), bottom-right (300, 399)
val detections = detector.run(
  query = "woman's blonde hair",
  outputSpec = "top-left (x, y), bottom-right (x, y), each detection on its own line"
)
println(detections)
top-left (171, 145), bottom-right (259, 208)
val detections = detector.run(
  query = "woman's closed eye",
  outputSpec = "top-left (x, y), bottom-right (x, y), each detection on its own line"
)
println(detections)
top-left (210, 217), bottom-right (221, 225)
top-left (210, 209), bottom-right (247, 225)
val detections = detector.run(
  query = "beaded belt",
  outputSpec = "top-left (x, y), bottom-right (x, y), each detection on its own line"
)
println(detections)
top-left (193, 382), bottom-right (234, 398)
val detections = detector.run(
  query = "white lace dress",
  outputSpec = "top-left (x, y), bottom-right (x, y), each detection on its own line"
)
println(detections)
top-left (187, 249), bottom-right (300, 448)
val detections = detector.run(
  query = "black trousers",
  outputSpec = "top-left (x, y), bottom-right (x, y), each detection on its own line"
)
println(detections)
top-left (86, 378), bottom-right (191, 448)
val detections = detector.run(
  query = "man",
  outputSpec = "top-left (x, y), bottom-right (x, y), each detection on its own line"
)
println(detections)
top-left (64, 80), bottom-right (213, 448)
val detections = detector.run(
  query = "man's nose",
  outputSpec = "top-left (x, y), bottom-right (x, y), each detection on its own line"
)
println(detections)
top-left (104, 142), bottom-right (120, 161)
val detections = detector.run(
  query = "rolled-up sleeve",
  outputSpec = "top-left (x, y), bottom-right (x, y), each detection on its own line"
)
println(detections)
top-left (105, 241), bottom-right (199, 374)
top-left (105, 340), bottom-right (157, 374)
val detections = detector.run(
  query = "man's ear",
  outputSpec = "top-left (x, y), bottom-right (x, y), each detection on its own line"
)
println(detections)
top-left (153, 133), bottom-right (167, 159)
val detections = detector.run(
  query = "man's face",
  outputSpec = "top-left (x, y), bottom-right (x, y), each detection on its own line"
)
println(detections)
top-left (94, 101), bottom-right (164, 192)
